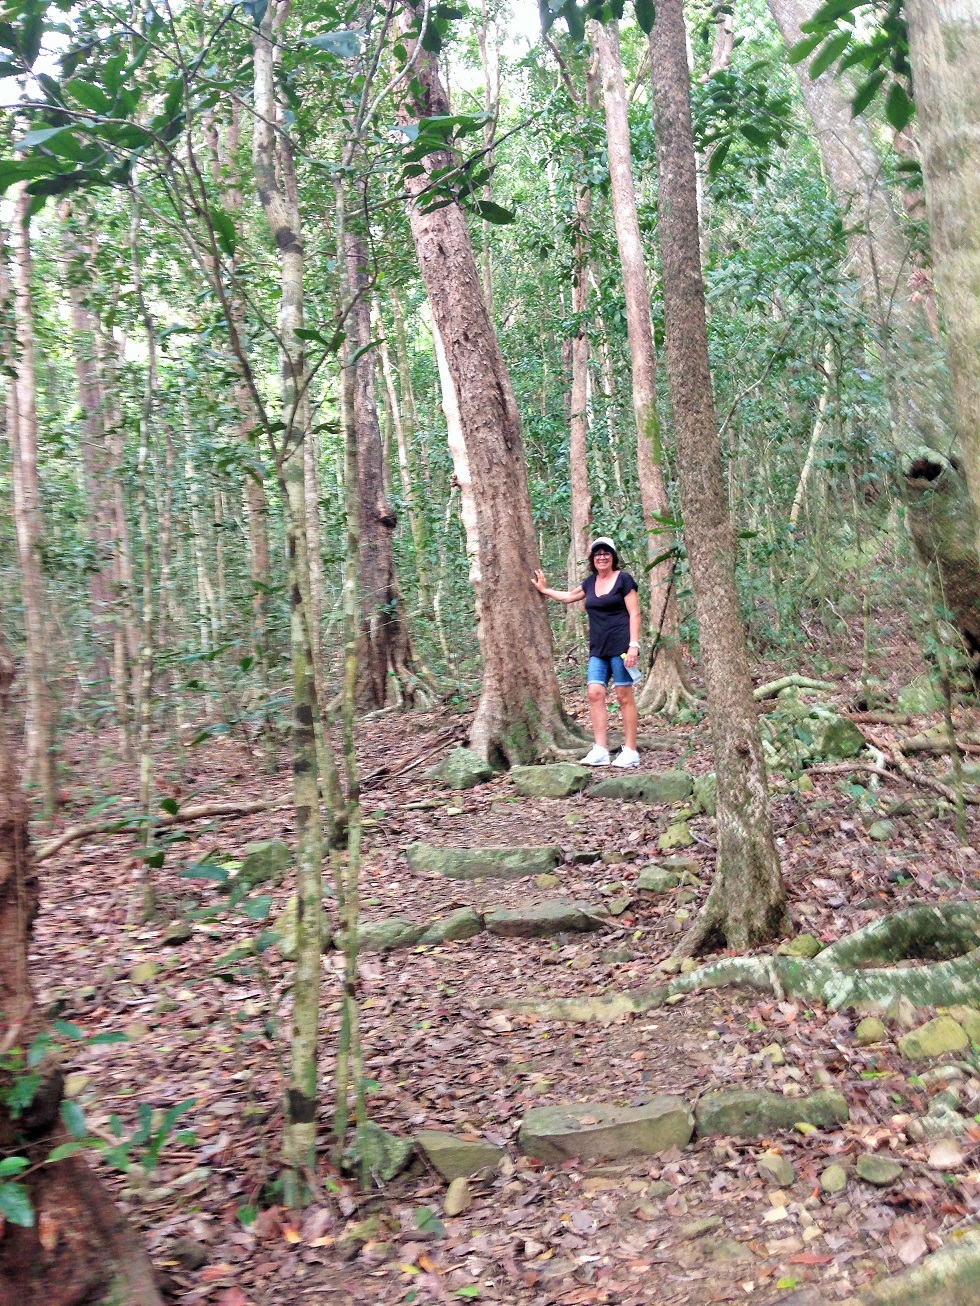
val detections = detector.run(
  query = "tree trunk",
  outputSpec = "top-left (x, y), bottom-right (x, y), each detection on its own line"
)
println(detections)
top-left (9, 187), bottom-right (55, 812)
top-left (253, 0), bottom-right (325, 1204)
top-left (648, 0), bottom-right (786, 952)
top-left (567, 181), bottom-right (592, 635)
top-left (591, 18), bottom-right (694, 716)
top-left (904, 1), bottom-right (980, 556)
top-left (398, 11), bottom-right (580, 765)
top-left (0, 618), bottom-right (164, 1305)
top-left (346, 234), bottom-right (428, 708)
top-left (769, 0), bottom-right (980, 661)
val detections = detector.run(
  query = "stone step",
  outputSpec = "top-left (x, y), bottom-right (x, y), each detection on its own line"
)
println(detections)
top-left (519, 1097), bottom-right (694, 1162)
top-left (589, 770), bottom-right (694, 803)
top-left (511, 763), bottom-right (591, 798)
top-left (406, 843), bottom-right (562, 880)
top-left (484, 900), bottom-right (606, 938)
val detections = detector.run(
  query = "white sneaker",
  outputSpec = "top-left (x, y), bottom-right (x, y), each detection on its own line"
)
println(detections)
top-left (612, 747), bottom-right (640, 768)
top-left (579, 745), bottom-right (611, 766)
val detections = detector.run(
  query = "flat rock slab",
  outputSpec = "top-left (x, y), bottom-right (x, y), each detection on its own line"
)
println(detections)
top-left (406, 843), bottom-right (562, 880)
top-left (414, 1130), bottom-right (505, 1181)
top-left (332, 907), bottom-right (484, 954)
top-left (589, 770), bottom-right (694, 803)
top-left (695, 1088), bottom-right (849, 1139)
top-left (898, 1015), bottom-right (969, 1060)
top-left (511, 763), bottom-right (591, 798)
top-left (519, 1097), bottom-right (694, 1162)
top-left (484, 900), bottom-right (605, 938)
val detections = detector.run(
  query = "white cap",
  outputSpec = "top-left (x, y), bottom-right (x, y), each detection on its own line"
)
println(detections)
top-left (589, 536), bottom-right (617, 555)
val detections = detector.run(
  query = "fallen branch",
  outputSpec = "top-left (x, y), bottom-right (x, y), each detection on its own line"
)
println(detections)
top-left (847, 711), bottom-right (913, 726)
top-left (753, 675), bottom-right (835, 700)
top-left (807, 760), bottom-right (980, 805)
top-left (35, 797), bottom-right (289, 863)
top-left (863, 727), bottom-right (975, 806)
top-left (359, 728), bottom-right (464, 786)
top-left (900, 736), bottom-right (980, 757)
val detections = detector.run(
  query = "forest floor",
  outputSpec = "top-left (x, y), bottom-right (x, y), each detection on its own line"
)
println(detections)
top-left (30, 628), bottom-right (980, 1306)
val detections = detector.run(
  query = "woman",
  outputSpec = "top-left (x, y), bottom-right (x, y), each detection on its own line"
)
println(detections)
top-left (532, 536), bottom-right (641, 767)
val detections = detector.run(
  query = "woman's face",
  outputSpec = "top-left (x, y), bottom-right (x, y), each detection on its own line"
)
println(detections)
top-left (592, 548), bottom-right (614, 572)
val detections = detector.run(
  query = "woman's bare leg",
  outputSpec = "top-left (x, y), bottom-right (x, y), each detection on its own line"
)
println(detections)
top-left (615, 686), bottom-right (638, 751)
top-left (587, 683), bottom-right (609, 747)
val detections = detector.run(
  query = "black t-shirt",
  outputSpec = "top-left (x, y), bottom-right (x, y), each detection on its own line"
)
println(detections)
top-left (582, 571), bottom-right (638, 659)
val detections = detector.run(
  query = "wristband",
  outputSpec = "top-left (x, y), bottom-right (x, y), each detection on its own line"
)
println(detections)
top-left (628, 641), bottom-right (640, 649)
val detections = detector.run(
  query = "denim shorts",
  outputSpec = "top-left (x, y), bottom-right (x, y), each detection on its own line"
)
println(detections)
top-left (587, 654), bottom-right (633, 688)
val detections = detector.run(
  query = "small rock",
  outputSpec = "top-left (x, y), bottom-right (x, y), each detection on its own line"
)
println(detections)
top-left (680, 958), bottom-right (698, 974)
top-left (170, 1237), bottom-right (209, 1270)
top-left (444, 1177), bottom-right (472, 1216)
top-left (647, 1180), bottom-right (673, 1198)
top-left (63, 1073), bottom-right (90, 1098)
top-left (659, 957), bottom-right (682, 975)
top-left (708, 1238), bottom-right (752, 1263)
top-left (659, 822), bottom-right (693, 851)
top-left (855, 1016), bottom-right (888, 1046)
top-left (240, 839), bottom-right (291, 888)
top-left (868, 819), bottom-right (894, 841)
top-left (755, 1043), bottom-right (786, 1067)
top-left (820, 1163), bottom-right (848, 1194)
top-left (692, 773), bottom-right (717, 816)
top-left (433, 748), bottom-right (494, 790)
top-left (600, 947), bottom-right (635, 964)
top-left (567, 849), bottom-right (602, 865)
top-left (675, 888), bottom-right (697, 904)
top-left (607, 896), bottom-right (632, 916)
top-left (898, 1015), bottom-right (969, 1060)
top-left (855, 1154), bottom-right (903, 1186)
top-left (887, 994), bottom-right (919, 1031)
top-left (680, 1216), bottom-right (722, 1240)
top-left (535, 874), bottom-right (561, 889)
top-left (339, 1215), bottom-right (384, 1248)
top-left (155, 997), bottom-right (179, 1015)
top-left (636, 867), bottom-right (680, 893)
top-left (927, 1139), bottom-right (965, 1170)
top-left (757, 1150), bottom-right (796, 1187)
top-left (947, 1005), bottom-right (980, 1044)
top-left (129, 961), bottom-right (159, 985)
top-left (796, 775), bottom-right (814, 794)
top-left (162, 921), bottom-right (192, 946)
top-left (663, 857), bottom-right (699, 879)
top-left (511, 763), bottom-right (591, 798)
top-left (776, 933), bottom-right (823, 960)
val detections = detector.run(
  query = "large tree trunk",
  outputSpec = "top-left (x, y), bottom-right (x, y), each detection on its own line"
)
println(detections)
top-left (769, 0), bottom-right (980, 660)
top-left (0, 619), bottom-right (163, 1305)
top-left (590, 17), bottom-right (694, 716)
top-left (904, 1), bottom-right (980, 559)
top-left (346, 234), bottom-right (429, 708)
top-left (399, 10), bottom-right (580, 765)
top-left (648, 0), bottom-right (786, 953)
top-left (8, 187), bottom-right (55, 812)
top-left (567, 181), bottom-right (593, 625)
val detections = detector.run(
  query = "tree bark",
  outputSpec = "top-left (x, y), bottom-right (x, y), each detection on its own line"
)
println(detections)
top-left (253, 0), bottom-right (325, 1204)
top-left (346, 234), bottom-right (428, 708)
top-left (904, 1), bottom-right (980, 555)
top-left (648, 0), bottom-right (786, 952)
top-left (567, 180), bottom-right (593, 635)
top-left (0, 617), bottom-right (163, 1305)
top-left (8, 187), bottom-right (55, 812)
top-left (398, 10), bottom-right (580, 764)
top-left (590, 18), bottom-right (694, 715)
top-left (769, 0), bottom-right (980, 661)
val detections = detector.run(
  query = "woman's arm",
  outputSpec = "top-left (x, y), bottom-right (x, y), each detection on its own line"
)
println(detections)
top-left (624, 589), bottom-right (641, 668)
top-left (532, 571), bottom-right (585, 604)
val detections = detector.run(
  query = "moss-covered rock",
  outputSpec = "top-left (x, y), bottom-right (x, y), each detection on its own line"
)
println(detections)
top-left (589, 770), bottom-right (694, 803)
top-left (856, 1154), bottom-right (904, 1186)
top-left (637, 866), bottom-right (680, 893)
top-left (692, 772), bottom-right (717, 816)
top-left (519, 1097), bottom-right (694, 1162)
top-left (433, 748), bottom-right (495, 790)
top-left (406, 843), bottom-right (561, 880)
top-left (898, 1015), bottom-right (969, 1059)
top-left (241, 839), bottom-right (291, 888)
top-left (896, 675), bottom-right (943, 715)
top-left (694, 1088), bottom-right (848, 1139)
top-left (777, 934), bottom-right (824, 960)
top-left (658, 822), bottom-right (693, 851)
top-left (511, 763), bottom-right (591, 798)
top-left (484, 900), bottom-right (604, 938)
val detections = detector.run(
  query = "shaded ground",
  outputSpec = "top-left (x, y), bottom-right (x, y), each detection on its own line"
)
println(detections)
top-left (29, 642), bottom-right (980, 1306)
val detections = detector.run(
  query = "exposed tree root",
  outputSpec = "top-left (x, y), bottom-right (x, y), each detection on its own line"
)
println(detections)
top-left (636, 650), bottom-right (699, 717)
top-left (495, 903), bottom-right (980, 1022)
top-left (753, 674), bottom-right (835, 700)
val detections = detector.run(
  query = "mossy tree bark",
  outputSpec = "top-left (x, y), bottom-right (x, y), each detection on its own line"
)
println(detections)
top-left (769, 0), bottom-right (980, 661)
top-left (399, 6), bottom-right (581, 765)
top-left (0, 617), bottom-right (163, 1305)
top-left (590, 17), bottom-right (694, 716)
top-left (904, 1), bottom-right (980, 558)
top-left (648, 0), bottom-right (786, 952)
